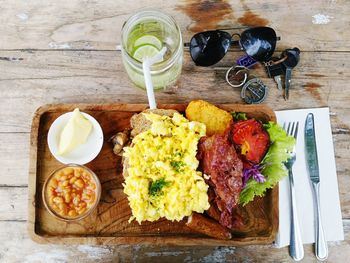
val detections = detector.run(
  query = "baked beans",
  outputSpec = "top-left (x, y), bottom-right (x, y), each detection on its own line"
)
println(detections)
top-left (45, 166), bottom-right (98, 219)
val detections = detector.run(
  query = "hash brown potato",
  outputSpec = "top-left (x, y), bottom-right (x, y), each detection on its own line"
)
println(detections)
top-left (185, 100), bottom-right (232, 136)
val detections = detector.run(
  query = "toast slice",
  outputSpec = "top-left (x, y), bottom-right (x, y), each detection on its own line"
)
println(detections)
top-left (123, 109), bottom-right (179, 178)
top-left (130, 109), bottom-right (178, 137)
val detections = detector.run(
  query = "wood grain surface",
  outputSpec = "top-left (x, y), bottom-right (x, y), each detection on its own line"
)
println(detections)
top-left (28, 103), bottom-right (278, 246)
top-left (1, 0), bottom-right (350, 262)
top-left (1, 0), bottom-right (349, 51)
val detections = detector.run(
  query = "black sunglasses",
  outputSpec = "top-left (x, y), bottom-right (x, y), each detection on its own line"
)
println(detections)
top-left (187, 27), bottom-right (279, 66)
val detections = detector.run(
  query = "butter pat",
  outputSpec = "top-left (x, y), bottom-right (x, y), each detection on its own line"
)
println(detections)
top-left (58, 108), bottom-right (93, 155)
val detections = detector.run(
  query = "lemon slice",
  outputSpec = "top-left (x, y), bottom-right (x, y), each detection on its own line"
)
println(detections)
top-left (134, 35), bottom-right (163, 50)
top-left (132, 44), bottom-right (161, 62)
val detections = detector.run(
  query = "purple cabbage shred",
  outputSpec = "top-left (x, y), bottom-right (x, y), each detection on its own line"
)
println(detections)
top-left (242, 164), bottom-right (266, 188)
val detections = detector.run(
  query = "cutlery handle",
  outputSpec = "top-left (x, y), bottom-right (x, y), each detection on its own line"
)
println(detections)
top-left (289, 169), bottom-right (304, 261)
top-left (312, 182), bottom-right (328, 261)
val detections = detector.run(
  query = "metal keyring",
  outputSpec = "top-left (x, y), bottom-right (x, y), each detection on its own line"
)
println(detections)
top-left (263, 55), bottom-right (288, 67)
top-left (225, 66), bottom-right (248, 88)
top-left (240, 78), bottom-right (268, 104)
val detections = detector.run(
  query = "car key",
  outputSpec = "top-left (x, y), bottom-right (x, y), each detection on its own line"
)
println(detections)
top-left (282, 48), bottom-right (300, 100)
top-left (274, 75), bottom-right (283, 90)
top-left (265, 57), bottom-right (286, 91)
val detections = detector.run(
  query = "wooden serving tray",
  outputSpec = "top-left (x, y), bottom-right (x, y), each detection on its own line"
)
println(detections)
top-left (28, 103), bottom-right (278, 245)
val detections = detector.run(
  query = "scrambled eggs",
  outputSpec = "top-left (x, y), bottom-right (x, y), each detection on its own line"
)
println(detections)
top-left (123, 113), bottom-right (210, 223)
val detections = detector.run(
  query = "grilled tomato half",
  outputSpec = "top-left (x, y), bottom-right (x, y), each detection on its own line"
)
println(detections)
top-left (231, 119), bottom-right (270, 164)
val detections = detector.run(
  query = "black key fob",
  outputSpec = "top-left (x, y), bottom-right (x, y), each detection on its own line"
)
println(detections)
top-left (281, 47), bottom-right (300, 69)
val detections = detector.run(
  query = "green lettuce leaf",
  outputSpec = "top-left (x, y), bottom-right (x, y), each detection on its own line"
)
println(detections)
top-left (239, 122), bottom-right (295, 206)
top-left (232, 112), bottom-right (248, 121)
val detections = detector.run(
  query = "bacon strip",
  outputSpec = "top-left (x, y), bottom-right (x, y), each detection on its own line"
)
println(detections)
top-left (198, 128), bottom-right (243, 229)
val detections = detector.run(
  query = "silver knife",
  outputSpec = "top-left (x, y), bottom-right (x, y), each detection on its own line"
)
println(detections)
top-left (305, 113), bottom-right (328, 261)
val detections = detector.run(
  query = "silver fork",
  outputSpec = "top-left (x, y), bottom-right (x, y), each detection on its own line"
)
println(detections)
top-left (284, 122), bottom-right (304, 261)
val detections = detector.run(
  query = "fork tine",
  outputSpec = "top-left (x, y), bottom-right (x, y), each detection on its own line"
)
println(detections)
top-left (291, 122), bottom-right (296, 137)
top-left (283, 122), bottom-right (287, 131)
top-left (287, 122), bottom-right (292, 135)
top-left (293, 122), bottom-right (299, 139)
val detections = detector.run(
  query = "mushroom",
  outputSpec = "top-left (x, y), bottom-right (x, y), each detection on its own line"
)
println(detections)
top-left (110, 128), bottom-right (130, 155)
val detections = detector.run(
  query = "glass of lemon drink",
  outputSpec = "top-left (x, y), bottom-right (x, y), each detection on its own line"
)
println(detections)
top-left (121, 10), bottom-right (183, 90)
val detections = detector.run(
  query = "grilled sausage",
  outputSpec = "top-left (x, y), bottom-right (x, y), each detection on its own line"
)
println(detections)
top-left (186, 213), bottom-right (232, 240)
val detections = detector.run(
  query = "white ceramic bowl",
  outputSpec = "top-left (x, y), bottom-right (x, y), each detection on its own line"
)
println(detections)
top-left (47, 111), bottom-right (104, 165)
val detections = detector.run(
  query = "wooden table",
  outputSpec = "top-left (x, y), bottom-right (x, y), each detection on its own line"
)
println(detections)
top-left (1, 0), bottom-right (349, 262)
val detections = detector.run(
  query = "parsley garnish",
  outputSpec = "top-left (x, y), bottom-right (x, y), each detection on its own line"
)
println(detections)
top-left (170, 161), bottom-right (185, 173)
top-left (149, 178), bottom-right (170, 197)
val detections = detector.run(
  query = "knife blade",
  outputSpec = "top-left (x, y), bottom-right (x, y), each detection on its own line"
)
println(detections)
top-left (304, 112), bottom-right (328, 261)
top-left (305, 113), bottom-right (319, 183)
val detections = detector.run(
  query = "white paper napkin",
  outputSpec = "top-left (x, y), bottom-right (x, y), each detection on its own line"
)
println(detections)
top-left (274, 107), bottom-right (344, 248)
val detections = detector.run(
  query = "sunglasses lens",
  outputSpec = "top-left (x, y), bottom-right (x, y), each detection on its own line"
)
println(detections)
top-left (240, 27), bottom-right (277, 62)
top-left (189, 31), bottom-right (231, 66)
